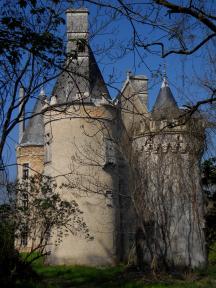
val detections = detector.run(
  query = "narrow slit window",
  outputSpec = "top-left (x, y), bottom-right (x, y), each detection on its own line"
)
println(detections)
top-left (45, 132), bottom-right (52, 163)
top-left (105, 139), bottom-right (116, 166)
top-left (22, 163), bottom-right (29, 179)
top-left (22, 192), bottom-right (28, 209)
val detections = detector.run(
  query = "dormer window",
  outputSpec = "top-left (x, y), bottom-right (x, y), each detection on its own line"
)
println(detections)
top-left (77, 39), bottom-right (86, 53)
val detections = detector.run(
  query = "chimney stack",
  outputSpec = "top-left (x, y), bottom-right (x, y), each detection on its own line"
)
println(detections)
top-left (66, 8), bottom-right (89, 56)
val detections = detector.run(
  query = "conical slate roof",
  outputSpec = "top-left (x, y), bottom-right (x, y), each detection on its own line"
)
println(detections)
top-left (152, 77), bottom-right (179, 119)
top-left (20, 92), bottom-right (45, 146)
top-left (52, 47), bottom-right (110, 103)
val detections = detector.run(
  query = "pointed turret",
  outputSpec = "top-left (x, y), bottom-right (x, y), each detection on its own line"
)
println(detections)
top-left (152, 76), bottom-right (179, 119)
top-left (20, 90), bottom-right (45, 146)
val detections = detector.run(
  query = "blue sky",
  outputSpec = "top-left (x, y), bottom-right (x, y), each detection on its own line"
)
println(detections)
top-left (4, 3), bottom-right (215, 180)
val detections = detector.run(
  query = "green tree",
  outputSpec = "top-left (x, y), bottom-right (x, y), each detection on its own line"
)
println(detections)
top-left (0, 204), bottom-right (15, 287)
top-left (202, 158), bottom-right (216, 251)
top-left (0, 175), bottom-right (90, 285)
top-left (14, 175), bottom-right (91, 263)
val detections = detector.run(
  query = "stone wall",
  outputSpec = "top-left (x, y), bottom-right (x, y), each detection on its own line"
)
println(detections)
top-left (16, 145), bottom-right (44, 178)
top-left (132, 118), bottom-right (207, 268)
top-left (43, 104), bottom-right (120, 266)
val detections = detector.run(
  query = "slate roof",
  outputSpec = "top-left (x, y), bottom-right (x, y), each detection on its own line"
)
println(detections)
top-left (20, 45), bottom-right (110, 146)
top-left (20, 92), bottom-right (45, 146)
top-left (152, 77), bottom-right (179, 119)
top-left (52, 47), bottom-right (110, 103)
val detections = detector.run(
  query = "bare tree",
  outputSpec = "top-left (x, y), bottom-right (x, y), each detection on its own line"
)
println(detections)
top-left (81, 0), bottom-right (216, 114)
top-left (130, 115), bottom-right (207, 270)
top-left (0, 0), bottom-right (67, 160)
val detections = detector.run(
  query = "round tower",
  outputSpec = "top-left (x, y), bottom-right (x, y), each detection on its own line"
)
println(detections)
top-left (133, 77), bottom-right (207, 268)
top-left (43, 8), bottom-right (119, 266)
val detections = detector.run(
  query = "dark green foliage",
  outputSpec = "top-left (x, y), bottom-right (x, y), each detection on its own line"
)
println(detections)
top-left (0, 205), bottom-right (17, 287)
top-left (205, 195), bottom-right (216, 251)
top-left (0, 174), bottom-right (90, 286)
top-left (202, 158), bottom-right (216, 187)
top-left (0, 0), bottom-right (65, 65)
top-left (0, 207), bottom-right (13, 262)
top-left (202, 158), bottom-right (216, 251)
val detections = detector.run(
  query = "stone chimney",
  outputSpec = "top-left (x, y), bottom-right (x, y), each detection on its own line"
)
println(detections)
top-left (65, 8), bottom-right (90, 100)
top-left (19, 87), bottom-right (25, 143)
top-left (66, 8), bottom-right (89, 57)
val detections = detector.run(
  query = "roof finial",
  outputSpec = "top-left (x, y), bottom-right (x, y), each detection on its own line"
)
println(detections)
top-left (161, 62), bottom-right (169, 88)
top-left (39, 85), bottom-right (45, 97)
top-left (127, 70), bottom-right (132, 80)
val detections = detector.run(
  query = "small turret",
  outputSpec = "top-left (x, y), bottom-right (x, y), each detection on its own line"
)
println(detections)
top-left (152, 77), bottom-right (179, 120)
top-left (20, 90), bottom-right (45, 147)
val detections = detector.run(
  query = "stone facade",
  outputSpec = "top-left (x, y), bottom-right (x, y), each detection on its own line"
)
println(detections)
top-left (16, 8), bottom-right (207, 268)
top-left (132, 119), bottom-right (206, 268)
top-left (16, 146), bottom-right (44, 177)
top-left (43, 104), bottom-right (119, 265)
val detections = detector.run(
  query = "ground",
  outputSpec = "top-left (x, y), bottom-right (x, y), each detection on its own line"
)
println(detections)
top-left (15, 262), bottom-right (216, 288)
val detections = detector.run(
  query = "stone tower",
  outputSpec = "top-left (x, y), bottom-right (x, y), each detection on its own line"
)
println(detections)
top-left (43, 8), bottom-right (119, 266)
top-left (133, 77), bottom-right (207, 268)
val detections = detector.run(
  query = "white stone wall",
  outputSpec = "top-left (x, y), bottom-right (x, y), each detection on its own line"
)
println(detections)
top-left (44, 104), bottom-right (119, 265)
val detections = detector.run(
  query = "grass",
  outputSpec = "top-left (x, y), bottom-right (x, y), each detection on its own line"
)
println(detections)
top-left (15, 261), bottom-right (216, 288)
top-left (15, 248), bottom-right (216, 288)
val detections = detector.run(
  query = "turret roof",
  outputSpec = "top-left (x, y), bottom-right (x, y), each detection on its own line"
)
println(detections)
top-left (152, 77), bottom-right (179, 119)
top-left (20, 92), bottom-right (45, 146)
top-left (52, 47), bottom-right (110, 103)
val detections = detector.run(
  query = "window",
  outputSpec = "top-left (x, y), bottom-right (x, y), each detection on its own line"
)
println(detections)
top-left (105, 190), bottom-right (113, 208)
top-left (105, 139), bottom-right (116, 166)
top-left (77, 39), bottom-right (86, 53)
top-left (22, 163), bottom-right (29, 179)
top-left (21, 224), bottom-right (28, 246)
top-left (22, 192), bottom-right (28, 209)
top-left (45, 132), bottom-right (52, 163)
